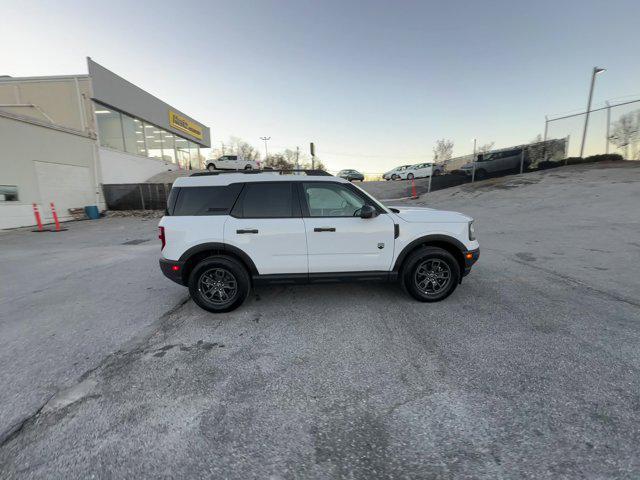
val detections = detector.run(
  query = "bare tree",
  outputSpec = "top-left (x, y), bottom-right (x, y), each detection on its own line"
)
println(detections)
top-left (609, 111), bottom-right (640, 159)
top-left (209, 137), bottom-right (261, 161)
top-left (264, 153), bottom-right (294, 170)
top-left (433, 139), bottom-right (454, 162)
top-left (477, 142), bottom-right (495, 154)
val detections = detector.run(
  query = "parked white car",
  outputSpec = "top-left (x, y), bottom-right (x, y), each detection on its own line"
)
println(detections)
top-left (383, 165), bottom-right (413, 181)
top-left (401, 162), bottom-right (438, 180)
top-left (206, 155), bottom-right (260, 171)
top-left (158, 170), bottom-right (479, 312)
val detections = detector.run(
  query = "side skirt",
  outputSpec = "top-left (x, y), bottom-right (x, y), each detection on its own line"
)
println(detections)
top-left (252, 271), bottom-right (395, 285)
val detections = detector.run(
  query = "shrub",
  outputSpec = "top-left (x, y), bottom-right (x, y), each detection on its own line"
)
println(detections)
top-left (566, 154), bottom-right (623, 165)
top-left (537, 160), bottom-right (562, 170)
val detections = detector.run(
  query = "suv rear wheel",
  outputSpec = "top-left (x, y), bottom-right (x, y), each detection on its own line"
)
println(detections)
top-left (188, 256), bottom-right (250, 313)
top-left (207, 164), bottom-right (217, 172)
top-left (402, 247), bottom-right (460, 302)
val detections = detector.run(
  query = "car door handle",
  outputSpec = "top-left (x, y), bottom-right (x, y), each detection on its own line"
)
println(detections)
top-left (314, 227), bottom-right (336, 232)
top-left (236, 229), bottom-right (259, 234)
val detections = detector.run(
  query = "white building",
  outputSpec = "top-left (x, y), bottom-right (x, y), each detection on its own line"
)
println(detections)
top-left (0, 58), bottom-right (211, 229)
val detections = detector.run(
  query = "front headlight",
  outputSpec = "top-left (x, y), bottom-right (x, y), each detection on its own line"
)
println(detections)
top-left (468, 221), bottom-right (476, 241)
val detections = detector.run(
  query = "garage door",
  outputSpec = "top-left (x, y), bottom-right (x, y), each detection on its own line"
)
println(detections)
top-left (34, 161), bottom-right (93, 221)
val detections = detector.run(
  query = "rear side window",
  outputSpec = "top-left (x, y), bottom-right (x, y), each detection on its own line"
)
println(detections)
top-left (237, 182), bottom-right (295, 218)
top-left (171, 184), bottom-right (243, 216)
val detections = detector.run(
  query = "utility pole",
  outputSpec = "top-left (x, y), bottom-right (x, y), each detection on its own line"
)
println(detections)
top-left (310, 142), bottom-right (315, 170)
top-left (260, 136), bottom-right (271, 161)
top-left (580, 67), bottom-right (606, 158)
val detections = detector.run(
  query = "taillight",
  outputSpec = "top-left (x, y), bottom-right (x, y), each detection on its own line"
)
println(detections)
top-left (158, 226), bottom-right (166, 250)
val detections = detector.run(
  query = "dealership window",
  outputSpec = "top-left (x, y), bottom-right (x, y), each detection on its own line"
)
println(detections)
top-left (176, 138), bottom-right (190, 169)
top-left (162, 132), bottom-right (177, 164)
top-left (95, 106), bottom-right (124, 150)
top-left (144, 122), bottom-right (163, 159)
top-left (94, 102), bottom-right (202, 165)
top-left (122, 114), bottom-right (146, 156)
top-left (0, 185), bottom-right (19, 201)
top-left (188, 141), bottom-right (201, 170)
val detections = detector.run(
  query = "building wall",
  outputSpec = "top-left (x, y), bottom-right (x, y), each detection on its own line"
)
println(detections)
top-left (0, 76), bottom-right (94, 133)
top-left (0, 114), bottom-right (100, 229)
top-left (99, 147), bottom-right (180, 183)
top-left (88, 59), bottom-right (211, 147)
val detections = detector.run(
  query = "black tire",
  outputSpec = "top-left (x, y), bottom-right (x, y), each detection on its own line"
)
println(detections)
top-left (475, 169), bottom-right (487, 180)
top-left (188, 256), bottom-right (250, 313)
top-left (407, 173), bottom-right (415, 180)
top-left (402, 247), bottom-right (460, 302)
top-left (207, 164), bottom-right (216, 172)
top-left (392, 174), bottom-right (399, 181)
top-left (244, 164), bottom-right (253, 170)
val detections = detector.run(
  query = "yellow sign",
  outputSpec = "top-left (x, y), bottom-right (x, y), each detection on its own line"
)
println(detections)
top-left (168, 111), bottom-right (203, 141)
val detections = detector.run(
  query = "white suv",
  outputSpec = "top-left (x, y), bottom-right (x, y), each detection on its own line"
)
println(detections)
top-left (206, 155), bottom-right (260, 171)
top-left (159, 171), bottom-right (479, 312)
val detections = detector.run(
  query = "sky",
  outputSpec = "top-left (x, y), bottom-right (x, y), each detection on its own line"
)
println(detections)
top-left (2, 0), bottom-right (639, 172)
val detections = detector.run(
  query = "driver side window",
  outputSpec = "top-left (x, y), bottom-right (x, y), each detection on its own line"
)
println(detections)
top-left (303, 183), bottom-right (366, 217)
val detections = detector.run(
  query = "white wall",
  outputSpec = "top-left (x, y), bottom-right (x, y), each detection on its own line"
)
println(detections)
top-left (0, 114), bottom-right (99, 230)
top-left (99, 147), bottom-right (179, 183)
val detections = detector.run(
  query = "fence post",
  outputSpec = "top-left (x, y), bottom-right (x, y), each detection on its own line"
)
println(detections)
top-left (543, 115), bottom-right (549, 161)
top-left (564, 135), bottom-right (570, 165)
top-left (519, 146), bottom-right (525, 174)
top-left (605, 101), bottom-right (611, 154)
top-left (139, 184), bottom-right (146, 210)
top-left (427, 167), bottom-right (433, 194)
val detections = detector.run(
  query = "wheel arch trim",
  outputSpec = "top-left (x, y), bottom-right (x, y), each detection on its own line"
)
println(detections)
top-left (178, 242), bottom-right (259, 278)
top-left (392, 234), bottom-right (467, 273)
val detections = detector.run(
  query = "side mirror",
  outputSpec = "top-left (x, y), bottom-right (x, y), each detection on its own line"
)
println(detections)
top-left (360, 205), bottom-right (378, 219)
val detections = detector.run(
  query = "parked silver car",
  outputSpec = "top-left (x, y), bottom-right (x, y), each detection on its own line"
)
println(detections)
top-left (459, 147), bottom-right (529, 179)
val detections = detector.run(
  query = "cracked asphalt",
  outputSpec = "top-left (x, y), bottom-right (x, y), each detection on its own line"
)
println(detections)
top-left (1, 162), bottom-right (639, 479)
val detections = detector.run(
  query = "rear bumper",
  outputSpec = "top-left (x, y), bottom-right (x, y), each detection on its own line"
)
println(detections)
top-left (462, 248), bottom-right (480, 276)
top-left (159, 258), bottom-right (185, 285)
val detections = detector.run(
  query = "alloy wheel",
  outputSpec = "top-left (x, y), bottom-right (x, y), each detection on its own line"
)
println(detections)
top-left (414, 259), bottom-right (451, 295)
top-left (198, 268), bottom-right (238, 305)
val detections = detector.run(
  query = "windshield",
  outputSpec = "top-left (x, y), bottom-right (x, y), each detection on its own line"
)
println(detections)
top-left (351, 182), bottom-right (390, 213)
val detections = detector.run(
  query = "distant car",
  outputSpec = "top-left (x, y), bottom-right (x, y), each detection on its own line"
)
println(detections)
top-left (206, 155), bottom-right (260, 171)
top-left (383, 165), bottom-right (412, 181)
top-left (337, 169), bottom-right (365, 182)
top-left (401, 162), bottom-right (436, 180)
top-left (459, 148), bottom-right (529, 179)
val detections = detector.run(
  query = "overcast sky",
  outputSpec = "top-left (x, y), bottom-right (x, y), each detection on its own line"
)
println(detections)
top-left (2, 0), bottom-right (639, 171)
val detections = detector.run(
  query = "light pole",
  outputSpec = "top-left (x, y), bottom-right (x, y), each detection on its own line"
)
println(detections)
top-left (579, 67), bottom-right (606, 158)
top-left (260, 136), bottom-right (271, 161)
top-left (471, 138), bottom-right (477, 183)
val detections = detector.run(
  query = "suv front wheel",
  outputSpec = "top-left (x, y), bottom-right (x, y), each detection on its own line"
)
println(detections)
top-left (402, 247), bottom-right (460, 302)
top-left (188, 256), bottom-right (250, 313)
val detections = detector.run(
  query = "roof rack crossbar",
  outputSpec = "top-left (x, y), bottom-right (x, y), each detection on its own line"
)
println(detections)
top-left (190, 169), bottom-right (332, 177)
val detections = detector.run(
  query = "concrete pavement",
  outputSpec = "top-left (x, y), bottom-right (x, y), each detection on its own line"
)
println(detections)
top-left (1, 162), bottom-right (639, 479)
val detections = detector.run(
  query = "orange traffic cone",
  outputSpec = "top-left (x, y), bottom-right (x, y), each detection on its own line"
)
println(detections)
top-left (411, 177), bottom-right (418, 199)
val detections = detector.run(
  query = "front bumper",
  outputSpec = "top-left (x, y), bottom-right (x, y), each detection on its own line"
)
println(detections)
top-left (159, 258), bottom-right (185, 285)
top-left (462, 248), bottom-right (480, 276)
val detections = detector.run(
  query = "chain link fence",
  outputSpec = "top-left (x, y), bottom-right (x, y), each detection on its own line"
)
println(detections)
top-left (103, 183), bottom-right (172, 210)
top-left (546, 99), bottom-right (640, 160)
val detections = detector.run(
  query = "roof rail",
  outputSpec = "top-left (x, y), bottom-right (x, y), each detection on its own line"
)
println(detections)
top-left (190, 169), bottom-right (332, 177)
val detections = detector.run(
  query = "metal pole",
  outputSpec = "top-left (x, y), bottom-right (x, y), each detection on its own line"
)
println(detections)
top-left (542, 116), bottom-right (549, 162)
top-left (605, 101), bottom-right (611, 154)
top-left (471, 138), bottom-right (477, 183)
top-left (580, 67), bottom-right (605, 158)
top-left (519, 146), bottom-right (525, 174)
top-left (139, 184), bottom-right (145, 210)
top-left (427, 164), bottom-right (433, 194)
top-left (260, 136), bottom-right (270, 161)
top-left (564, 134), bottom-right (570, 165)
